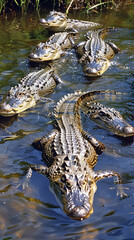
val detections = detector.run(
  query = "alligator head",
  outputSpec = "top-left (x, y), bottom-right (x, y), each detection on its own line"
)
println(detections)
top-left (83, 58), bottom-right (110, 77)
top-left (28, 42), bottom-right (62, 62)
top-left (0, 88), bottom-right (36, 116)
top-left (39, 11), bottom-right (67, 31)
top-left (49, 155), bottom-right (97, 220)
top-left (85, 104), bottom-right (134, 137)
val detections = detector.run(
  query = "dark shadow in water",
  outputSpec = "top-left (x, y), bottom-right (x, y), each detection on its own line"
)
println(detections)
top-left (28, 60), bottom-right (52, 69)
top-left (0, 115), bottom-right (18, 129)
top-left (111, 134), bottom-right (134, 146)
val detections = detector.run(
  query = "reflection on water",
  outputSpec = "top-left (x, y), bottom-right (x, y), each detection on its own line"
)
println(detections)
top-left (0, 4), bottom-right (134, 240)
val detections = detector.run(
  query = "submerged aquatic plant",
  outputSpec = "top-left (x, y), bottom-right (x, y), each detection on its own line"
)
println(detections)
top-left (86, 0), bottom-right (116, 13)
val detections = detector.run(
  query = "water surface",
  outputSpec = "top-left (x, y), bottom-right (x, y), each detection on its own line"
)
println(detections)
top-left (0, 5), bottom-right (134, 240)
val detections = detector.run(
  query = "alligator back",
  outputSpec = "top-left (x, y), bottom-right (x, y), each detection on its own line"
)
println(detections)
top-left (0, 67), bottom-right (61, 116)
top-left (54, 91), bottom-right (92, 157)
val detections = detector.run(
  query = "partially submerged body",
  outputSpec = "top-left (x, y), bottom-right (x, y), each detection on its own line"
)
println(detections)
top-left (0, 66), bottom-right (63, 116)
top-left (39, 11), bottom-right (100, 32)
top-left (76, 28), bottom-right (120, 77)
top-left (27, 90), bottom-right (133, 220)
top-left (28, 32), bottom-right (76, 62)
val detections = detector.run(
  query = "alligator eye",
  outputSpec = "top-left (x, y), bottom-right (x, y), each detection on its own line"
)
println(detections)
top-left (61, 175), bottom-right (66, 182)
top-left (18, 92), bottom-right (24, 97)
top-left (99, 111), bottom-right (106, 116)
top-left (66, 181), bottom-right (71, 189)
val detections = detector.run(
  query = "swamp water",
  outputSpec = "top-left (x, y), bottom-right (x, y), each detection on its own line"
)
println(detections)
top-left (0, 5), bottom-right (134, 240)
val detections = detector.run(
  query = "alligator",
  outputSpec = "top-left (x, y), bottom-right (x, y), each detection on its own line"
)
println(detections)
top-left (0, 66), bottom-right (63, 117)
top-left (76, 28), bottom-right (120, 77)
top-left (26, 90), bottom-right (134, 220)
top-left (82, 99), bottom-right (134, 137)
top-left (28, 32), bottom-right (76, 62)
top-left (39, 10), bottom-right (100, 32)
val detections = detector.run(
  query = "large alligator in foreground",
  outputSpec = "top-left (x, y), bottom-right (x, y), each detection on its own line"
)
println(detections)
top-left (76, 28), bottom-right (120, 77)
top-left (26, 90), bottom-right (134, 220)
top-left (0, 66), bottom-right (63, 116)
top-left (39, 11), bottom-right (100, 32)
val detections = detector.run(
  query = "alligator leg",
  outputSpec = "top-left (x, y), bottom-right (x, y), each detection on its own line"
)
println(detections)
top-left (82, 130), bottom-right (105, 155)
top-left (68, 36), bottom-right (75, 48)
top-left (94, 170), bottom-right (121, 183)
top-left (24, 130), bottom-right (58, 188)
top-left (30, 164), bottom-right (49, 176)
top-left (32, 129), bottom-right (58, 151)
top-left (106, 40), bottom-right (121, 53)
top-left (94, 170), bottom-right (125, 197)
top-left (53, 73), bottom-right (64, 84)
top-left (22, 165), bottom-right (49, 189)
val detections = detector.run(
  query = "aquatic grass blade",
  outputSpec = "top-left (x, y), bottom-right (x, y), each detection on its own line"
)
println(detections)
top-left (86, 0), bottom-right (115, 12)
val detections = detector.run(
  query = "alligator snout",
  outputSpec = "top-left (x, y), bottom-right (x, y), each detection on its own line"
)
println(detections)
top-left (122, 125), bottom-right (134, 137)
top-left (69, 206), bottom-right (92, 221)
top-left (28, 52), bottom-right (38, 59)
top-left (84, 67), bottom-right (99, 77)
top-left (0, 103), bottom-right (16, 116)
top-left (39, 18), bottom-right (48, 25)
top-left (63, 186), bottom-right (95, 220)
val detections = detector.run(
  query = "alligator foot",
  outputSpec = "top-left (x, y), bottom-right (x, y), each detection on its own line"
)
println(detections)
top-left (82, 130), bottom-right (105, 155)
top-left (22, 167), bottom-right (33, 189)
top-left (30, 164), bottom-right (49, 176)
top-left (110, 185), bottom-right (128, 198)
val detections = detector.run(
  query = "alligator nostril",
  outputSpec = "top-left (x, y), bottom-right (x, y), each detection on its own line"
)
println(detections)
top-left (69, 206), bottom-right (91, 220)
top-left (29, 53), bottom-right (37, 59)
top-left (84, 67), bottom-right (98, 76)
top-left (28, 53), bottom-right (34, 58)
top-left (39, 18), bottom-right (47, 24)
top-left (0, 103), bottom-right (11, 111)
top-left (123, 126), bottom-right (134, 137)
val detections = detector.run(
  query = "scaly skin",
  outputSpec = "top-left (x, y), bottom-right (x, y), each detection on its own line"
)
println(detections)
top-left (76, 28), bottom-right (120, 77)
top-left (28, 32), bottom-right (76, 62)
top-left (0, 66), bottom-right (63, 116)
top-left (75, 90), bottom-right (134, 137)
top-left (27, 90), bottom-right (133, 220)
top-left (83, 101), bottom-right (134, 137)
top-left (39, 11), bottom-right (100, 32)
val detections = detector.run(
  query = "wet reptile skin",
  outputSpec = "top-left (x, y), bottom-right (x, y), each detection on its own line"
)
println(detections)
top-left (26, 90), bottom-right (134, 220)
top-left (39, 10), bottom-right (100, 32)
top-left (28, 32), bottom-right (76, 62)
top-left (0, 66), bottom-right (63, 116)
top-left (76, 28), bottom-right (120, 77)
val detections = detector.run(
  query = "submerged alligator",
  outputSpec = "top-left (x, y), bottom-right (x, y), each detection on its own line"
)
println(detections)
top-left (39, 10), bottom-right (100, 32)
top-left (28, 31), bottom-right (76, 62)
top-left (27, 90), bottom-right (134, 220)
top-left (0, 66), bottom-right (63, 116)
top-left (76, 28), bottom-right (120, 77)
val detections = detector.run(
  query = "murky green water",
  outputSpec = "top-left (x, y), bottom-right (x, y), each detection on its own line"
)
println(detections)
top-left (0, 5), bottom-right (134, 240)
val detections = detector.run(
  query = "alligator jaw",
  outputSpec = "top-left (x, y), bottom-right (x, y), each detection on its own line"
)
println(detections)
top-left (116, 124), bottom-right (134, 137)
top-left (39, 18), bottom-right (48, 25)
top-left (63, 185), bottom-right (96, 220)
top-left (0, 96), bottom-right (36, 117)
top-left (69, 206), bottom-right (92, 221)
top-left (0, 104), bottom-right (18, 117)
top-left (84, 59), bottom-right (110, 77)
